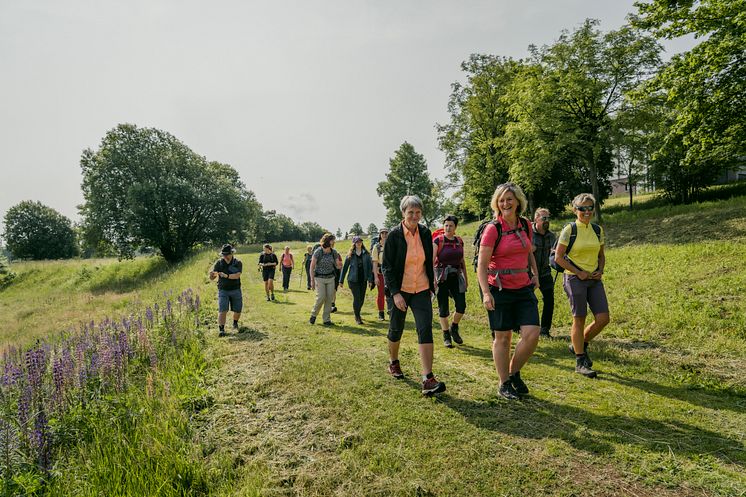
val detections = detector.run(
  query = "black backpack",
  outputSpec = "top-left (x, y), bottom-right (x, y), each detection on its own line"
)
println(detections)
top-left (549, 222), bottom-right (601, 273)
top-left (472, 217), bottom-right (530, 271)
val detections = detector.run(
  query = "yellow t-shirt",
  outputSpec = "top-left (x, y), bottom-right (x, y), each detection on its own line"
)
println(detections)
top-left (557, 222), bottom-right (605, 273)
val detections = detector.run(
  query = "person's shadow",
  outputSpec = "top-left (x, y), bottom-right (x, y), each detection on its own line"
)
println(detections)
top-left (229, 327), bottom-right (268, 342)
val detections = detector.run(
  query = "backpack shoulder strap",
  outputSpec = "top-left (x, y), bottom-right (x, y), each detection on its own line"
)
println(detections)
top-left (566, 222), bottom-right (579, 254)
top-left (591, 223), bottom-right (601, 240)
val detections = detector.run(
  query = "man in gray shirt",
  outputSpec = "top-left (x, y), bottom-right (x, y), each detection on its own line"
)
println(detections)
top-left (532, 208), bottom-right (556, 338)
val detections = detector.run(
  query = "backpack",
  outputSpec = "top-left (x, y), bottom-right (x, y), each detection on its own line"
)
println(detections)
top-left (472, 217), bottom-right (530, 271)
top-left (433, 234), bottom-right (463, 261)
top-left (549, 222), bottom-right (601, 273)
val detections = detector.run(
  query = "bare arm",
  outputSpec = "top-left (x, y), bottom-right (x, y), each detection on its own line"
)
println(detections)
top-left (554, 243), bottom-right (590, 280)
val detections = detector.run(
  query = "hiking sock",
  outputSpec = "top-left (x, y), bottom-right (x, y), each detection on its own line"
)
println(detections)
top-left (233, 320), bottom-right (238, 327)
top-left (390, 359), bottom-right (400, 365)
top-left (219, 325), bottom-right (225, 332)
top-left (423, 372), bottom-right (434, 381)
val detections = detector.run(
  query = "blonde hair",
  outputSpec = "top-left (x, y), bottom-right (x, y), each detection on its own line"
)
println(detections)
top-left (490, 182), bottom-right (528, 218)
top-left (572, 193), bottom-right (596, 208)
top-left (534, 207), bottom-right (550, 218)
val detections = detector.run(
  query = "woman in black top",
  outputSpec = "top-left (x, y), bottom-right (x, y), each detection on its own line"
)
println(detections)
top-left (339, 236), bottom-right (375, 325)
top-left (258, 244), bottom-right (278, 301)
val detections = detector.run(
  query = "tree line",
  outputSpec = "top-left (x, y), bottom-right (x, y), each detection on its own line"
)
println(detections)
top-left (379, 1), bottom-right (745, 223)
top-left (2, 124), bottom-right (330, 262)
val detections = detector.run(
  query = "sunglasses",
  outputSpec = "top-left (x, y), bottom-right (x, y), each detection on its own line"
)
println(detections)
top-left (540, 216), bottom-right (550, 221)
top-left (576, 206), bottom-right (595, 212)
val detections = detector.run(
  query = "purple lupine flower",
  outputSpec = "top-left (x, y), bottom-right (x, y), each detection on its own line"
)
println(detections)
top-left (166, 299), bottom-right (172, 315)
top-left (33, 408), bottom-right (50, 471)
top-left (145, 306), bottom-right (154, 326)
top-left (195, 295), bottom-right (201, 312)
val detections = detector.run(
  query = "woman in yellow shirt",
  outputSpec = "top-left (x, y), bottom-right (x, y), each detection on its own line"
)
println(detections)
top-left (553, 193), bottom-right (610, 379)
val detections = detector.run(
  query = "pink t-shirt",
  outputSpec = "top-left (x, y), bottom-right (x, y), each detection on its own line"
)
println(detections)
top-left (480, 218), bottom-right (533, 289)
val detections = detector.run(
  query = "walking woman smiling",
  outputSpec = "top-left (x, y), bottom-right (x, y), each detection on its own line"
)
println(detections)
top-left (477, 183), bottom-right (541, 400)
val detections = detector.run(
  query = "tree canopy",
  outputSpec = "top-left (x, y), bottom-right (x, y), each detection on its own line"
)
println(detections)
top-left (2, 201), bottom-right (78, 260)
top-left (80, 124), bottom-right (253, 262)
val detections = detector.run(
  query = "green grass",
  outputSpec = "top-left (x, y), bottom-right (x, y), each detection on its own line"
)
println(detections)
top-left (2, 196), bottom-right (746, 495)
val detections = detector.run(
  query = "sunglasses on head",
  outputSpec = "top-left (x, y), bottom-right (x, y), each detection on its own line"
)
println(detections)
top-left (576, 205), bottom-right (594, 212)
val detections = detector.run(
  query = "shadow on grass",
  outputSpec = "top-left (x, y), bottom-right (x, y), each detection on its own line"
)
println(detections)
top-left (534, 343), bottom-right (746, 413)
top-left (229, 327), bottom-right (269, 342)
top-left (88, 257), bottom-right (171, 294)
top-left (328, 323), bottom-right (385, 338)
top-left (440, 394), bottom-right (746, 468)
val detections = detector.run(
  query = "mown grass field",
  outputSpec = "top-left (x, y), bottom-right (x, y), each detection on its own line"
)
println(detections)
top-left (1, 194), bottom-right (745, 496)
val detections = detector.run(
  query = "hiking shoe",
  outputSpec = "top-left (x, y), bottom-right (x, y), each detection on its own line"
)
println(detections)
top-left (218, 330), bottom-right (227, 337)
top-left (499, 380), bottom-right (520, 400)
top-left (378, 311), bottom-right (385, 321)
top-left (540, 327), bottom-right (552, 338)
top-left (322, 321), bottom-right (335, 326)
top-left (575, 355), bottom-right (597, 378)
top-left (355, 315), bottom-right (363, 325)
top-left (569, 343), bottom-right (592, 366)
top-left (450, 323), bottom-right (463, 345)
top-left (388, 362), bottom-right (404, 379)
top-left (509, 371), bottom-right (529, 395)
top-left (270, 293), bottom-right (275, 301)
top-left (331, 305), bottom-right (338, 313)
top-left (443, 330), bottom-right (453, 348)
top-left (232, 322), bottom-right (239, 330)
top-left (421, 376), bottom-right (446, 396)
top-left (266, 296), bottom-right (271, 302)
top-left (309, 315), bottom-right (316, 325)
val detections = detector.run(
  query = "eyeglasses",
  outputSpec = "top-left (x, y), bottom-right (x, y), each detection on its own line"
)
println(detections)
top-left (576, 206), bottom-right (595, 212)
top-left (540, 216), bottom-right (550, 221)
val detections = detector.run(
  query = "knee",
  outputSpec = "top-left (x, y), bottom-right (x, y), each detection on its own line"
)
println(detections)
top-left (387, 329), bottom-right (403, 342)
top-left (521, 326), bottom-right (540, 343)
top-left (595, 313), bottom-right (610, 328)
top-left (492, 331), bottom-right (511, 347)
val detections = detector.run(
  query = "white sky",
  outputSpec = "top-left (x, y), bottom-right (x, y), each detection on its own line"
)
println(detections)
top-left (0, 1), bottom-right (695, 235)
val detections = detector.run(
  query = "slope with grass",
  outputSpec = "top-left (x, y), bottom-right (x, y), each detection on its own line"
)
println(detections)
top-left (1, 196), bottom-right (745, 496)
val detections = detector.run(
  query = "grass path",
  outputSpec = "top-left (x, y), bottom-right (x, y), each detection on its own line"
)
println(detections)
top-left (199, 256), bottom-right (746, 497)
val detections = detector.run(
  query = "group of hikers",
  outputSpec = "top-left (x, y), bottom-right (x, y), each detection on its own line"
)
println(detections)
top-left (209, 182), bottom-right (610, 400)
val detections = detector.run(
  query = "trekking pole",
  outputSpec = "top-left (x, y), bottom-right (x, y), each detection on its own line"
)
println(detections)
top-left (299, 266), bottom-right (303, 288)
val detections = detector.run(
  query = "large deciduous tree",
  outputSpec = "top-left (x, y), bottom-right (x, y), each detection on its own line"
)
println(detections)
top-left (377, 142), bottom-right (439, 227)
top-left (3, 201), bottom-right (78, 260)
top-left (507, 20), bottom-right (661, 221)
top-left (80, 124), bottom-right (252, 262)
top-left (632, 0), bottom-right (745, 201)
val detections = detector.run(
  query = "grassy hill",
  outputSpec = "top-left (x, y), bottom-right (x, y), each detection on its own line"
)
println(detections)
top-left (1, 195), bottom-right (745, 496)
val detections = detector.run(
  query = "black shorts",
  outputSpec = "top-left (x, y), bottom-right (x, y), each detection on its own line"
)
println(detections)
top-left (487, 285), bottom-right (539, 332)
top-left (262, 268), bottom-right (276, 281)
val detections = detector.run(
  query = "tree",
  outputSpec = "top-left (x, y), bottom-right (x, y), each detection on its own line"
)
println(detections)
top-left (377, 142), bottom-right (439, 226)
top-left (299, 222), bottom-right (327, 242)
top-left (506, 20), bottom-right (661, 222)
top-left (80, 124), bottom-right (252, 262)
top-left (335, 228), bottom-right (343, 238)
top-left (437, 56), bottom-right (522, 218)
top-left (349, 223), bottom-right (364, 236)
top-left (367, 223), bottom-right (378, 236)
top-left (632, 0), bottom-right (745, 198)
top-left (2, 201), bottom-right (78, 260)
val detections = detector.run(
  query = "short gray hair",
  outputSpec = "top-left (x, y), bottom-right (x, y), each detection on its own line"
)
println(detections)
top-left (399, 195), bottom-right (424, 214)
top-left (534, 207), bottom-right (550, 218)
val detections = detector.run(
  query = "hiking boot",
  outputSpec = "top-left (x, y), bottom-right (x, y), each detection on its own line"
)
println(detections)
top-left (322, 321), bottom-right (335, 326)
top-left (569, 342), bottom-right (592, 366)
top-left (450, 323), bottom-right (463, 345)
top-left (266, 296), bottom-right (271, 302)
top-left (388, 361), bottom-right (404, 379)
top-left (378, 311), bottom-right (386, 321)
top-left (218, 330), bottom-right (227, 337)
top-left (509, 371), bottom-right (529, 395)
top-left (309, 315), bottom-right (316, 325)
top-left (499, 380), bottom-right (520, 400)
top-left (575, 355), bottom-right (597, 378)
top-left (443, 330), bottom-right (453, 348)
top-left (270, 293), bottom-right (275, 301)
top-left (232, 321), bottom-right (239, 330)
top-left (421, 376), bottom-right (446, 396)
top-left (331, 305), bottom-right (338, 313)
top-left (355, 315), bottom-right (363, 325)
top-left (540, 327), bottom-right (552, 338)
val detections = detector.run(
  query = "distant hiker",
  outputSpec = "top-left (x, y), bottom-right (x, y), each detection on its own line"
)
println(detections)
top-left (280, 246), bottom-right (294, 292)
top-left (553, 193), bottom-right (609, 379)
top-left (371, 227), bottom-right (389, 320)
top-left (309, 233), bottom-right (343, 326)
top-left (258, 244), bottom-right (278, 301)
top-left (382, 195), bottom-right (446, 396)
top-left (476, 183), bottom-right (540, 400)
top-left (532, 208), bottom-right (557, 338)
top-left (209, 244), bottom-right (243, 337)
top-left (339, 236), bottom-right (375, 325)
top-left (433, 215), bottom-right (468, 348)
top-left (303, 245), bottom-right (313, 290)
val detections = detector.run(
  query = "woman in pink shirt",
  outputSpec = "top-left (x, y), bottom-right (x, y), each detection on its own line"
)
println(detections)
top-left (476, 183), bottom-right (540, 400)
top-left (280, 246), bottom-right (294, 292)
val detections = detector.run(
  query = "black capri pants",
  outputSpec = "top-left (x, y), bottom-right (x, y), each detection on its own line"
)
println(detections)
top-left (436, 273), bottom-right (467, 318)
top-left (387, 290), bottom-right (433, 344)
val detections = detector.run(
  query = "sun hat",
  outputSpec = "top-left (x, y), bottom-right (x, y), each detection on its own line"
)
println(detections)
top-left (220, 244), bottom-right (236, 255)
top-left (352, 236), bottom-right (363, 243)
